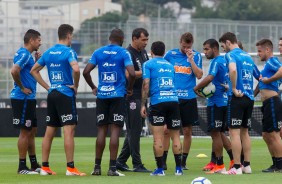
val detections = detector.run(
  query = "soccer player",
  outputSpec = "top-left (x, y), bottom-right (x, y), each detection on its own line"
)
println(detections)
top-left (219, 32), bottom-right (257, 175)
top-left (116, 28), bottom-right (151, 172)
top-left (163, 32), bottom-right (203, 170)
top-left (31, 24), bottom-right (86, 176)
top-left (10, 29), bottom-right (41, 174)
top-left (256, 39), bottom-right (282, 172)
top-left (83, 28), bottom-right (135, 176)
top-left (194, 39), bottom-right (233, 173)
top-left (141, 41), bottom-right (182, 176)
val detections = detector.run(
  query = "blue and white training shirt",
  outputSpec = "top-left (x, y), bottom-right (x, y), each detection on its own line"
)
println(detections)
top-left (10, 47), bottom-right (37, 100)
top-left (164, 48), bottom-right (202, 99)
top-left (142, 57), bottom-right (178, 105)
top-left (89, 44), bottom-right (133, 99)
top-left (37, 44), bottom-right (78, 97)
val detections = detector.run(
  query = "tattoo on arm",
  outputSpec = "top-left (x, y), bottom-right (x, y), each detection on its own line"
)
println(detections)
top-left (141, 79), bottom-right (150, 106)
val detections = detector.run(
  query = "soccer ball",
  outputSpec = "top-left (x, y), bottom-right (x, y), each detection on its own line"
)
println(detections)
top-left (198, 82), bottom-right (216, 98)
top-left (191, 177), bottom-right (212, 184)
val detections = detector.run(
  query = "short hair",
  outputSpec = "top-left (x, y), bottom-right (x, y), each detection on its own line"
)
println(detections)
top-left (109, 28), bottom-right (124, 42)
top-left (180, 32), bottom-right (193, 44)
top-left (237, 40), bottom-right (243, 50)
top-left (23, 29), bottom-right (41, 44)
top-left (256, 39), bottom-right (273, 50)
top-left (203, 39), bottom-right (219, 49)
top-left (132, 28), bottom-right (149, 40)
top-left (151, 41), bottom-right (165, 56)
top-left (280, 37), bottom-right (282, 41)
top-left (219, 32), bottom-right (237, 44)
top-left (58, 24), bottom-right (74, 40)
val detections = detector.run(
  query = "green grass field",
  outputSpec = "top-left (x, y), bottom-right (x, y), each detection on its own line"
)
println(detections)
top-left (0, 137), bottom-right (280, 184)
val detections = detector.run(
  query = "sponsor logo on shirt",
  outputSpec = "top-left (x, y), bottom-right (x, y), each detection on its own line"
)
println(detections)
top-left (50, 71), bottom-right (64, 82)
top-left (241, 69), bottom-right (252, 81)
top-left (174, 66), bottom-right (192, 74)
top-left (243, 84), bottom-right (252, 90)
top-left (113, 114), bottom-right (124, 121)
top-left (103, 62), bottom-right (116, 67)
top-left (100, 86), bottom-right (115, 91)
top-left (50, 51), bottom-right (62, 54)
top-left (101, 72), bottom-right (117, 83)
top-left (160, 90), bottom-right (174, 96)
top-left (61, 114), bottom-right (73, 123)
top-left (159, 68), bottom-right (172, 73)
top-left (158, 77), bottom-right (174, 88)
top-left (50, 63), bottom-right (61, 67)
top-left (103, 51), bottom-right (117, 54)
top-left (242, 61), bottom-right (253, 67)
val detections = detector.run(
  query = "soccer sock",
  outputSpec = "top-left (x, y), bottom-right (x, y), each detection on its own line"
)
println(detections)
top-left (233, 164), bottom-right (241, 169)
top-left (211, 152), bottom-right (216, 163)
top-left (276, 157), bottom-right (282, 170)
top-left (163, 151), bottom-right (168, 164)
top-left (243, 161), bottom-right (250, 167)
top-left (181, 153), bottom-right (188, 166)
top-left (216, 156), bottom-right (224, 165)
top-left (272, 157), bottom-right (276, 166)
top-left (155, 156), bottom-right (163, 169)
top-left (42, 162), bottom-right (49, 167)
top-left (19, 159), bottom-right (26, 170)
top-left (174, 154), bottom-right (182, 167)
top-left (109, 160), bottom-right (117, 171)
top-left (29, 155), bottom-right (38, 168)
top-left (95, 158), bottom-right (102, 166)
top-left (240, 154), bottom-right (244, 165)
top-left (67, 161), bottom-right (75, 168)
top-left (226, 149), bottom-right (233, 161)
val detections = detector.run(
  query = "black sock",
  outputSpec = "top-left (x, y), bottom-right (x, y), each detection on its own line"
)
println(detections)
top-left (29, 155), bottom-right (38, 168)
top-left (67, 161), bottom-right (75, 168)
top-left (174, 154), bottom-right (182, 167)
top-left (181, 153), bottom-right (188, 166)
top-left (276, 157), bottom-right (282, 170)
top-left (155, 156), bottom-right (163, 169)
top-left (163, 151), bottom-right (168, 164)
top-left (109, 160), bottom-right (117, 171)
top-left (19, 159), bottom-right (26, 170)
top-left (217, 156), bottom-right (224, 165)
top-left (234, 164), bottom-right (241, 169)
top-left (243, 161), bottom-right (250, 167)
top-left (95, 158), bottom-right (102, 166)
top-left (42, 162), bottom-right (49, 167)
top-left (227, 149), bottom-right (233, 160)
top-left (240, 154), bottom-right (244, 165)
top-left (211, 152), bottom-right (216, 163)
top-left (272, 157), bottom-right (276, 166)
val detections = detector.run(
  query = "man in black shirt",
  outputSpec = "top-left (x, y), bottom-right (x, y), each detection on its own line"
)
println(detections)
top-left (116, 28), bottom-right (151, 172)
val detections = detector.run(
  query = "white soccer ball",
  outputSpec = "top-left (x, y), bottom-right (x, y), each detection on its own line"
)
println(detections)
top-left (191, 177), bottom-right (212, 184)
top-left (199, 82), bottom-right (216, 98)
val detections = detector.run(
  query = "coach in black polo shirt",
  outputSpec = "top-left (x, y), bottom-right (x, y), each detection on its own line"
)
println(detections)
top-left (116, 28), bottom-right (151, 172)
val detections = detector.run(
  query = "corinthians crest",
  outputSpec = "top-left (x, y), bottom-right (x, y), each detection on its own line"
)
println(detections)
top-left (130, 102), bottom-right (136, 110)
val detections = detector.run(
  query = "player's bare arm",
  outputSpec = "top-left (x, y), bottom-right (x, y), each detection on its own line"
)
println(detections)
top-left (11, 64), bottom-right (32, 95)
top-left (141, 78), bottom-right (150, 118)
top-left (261, 67), bottom-right (282, 84)
top-left (229, 62), bottom-right (243, 97)
top-left (83, 63), bottom-right (98, 96)
top-left (187, 49), bottom-right (203, 79)
top-left (67, 61), bottom-right (80, 95)
top-left (30, 63), bottom-right (50, 91)
top-left (126, 65), bottom-right (136, 96)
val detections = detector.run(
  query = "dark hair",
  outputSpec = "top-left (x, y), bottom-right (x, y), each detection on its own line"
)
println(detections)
top-left (256, 39), bottom-right (273, 50)
top-left (151, 41), bottom-right (165, 56)
top-left (58, 24), bottom-right (74, 40)
top-left (109, 28), bottom-right (124, 43)
top-left (203, 39), bottom-right (219, 49)
top-left (237, 40), bottom-right (243, 50)
top-left (280, 37), bottom-right (282, 40)
top-left (132, 28), bottom-right (149, 40)
top-left (24, 29), bottom-right (41, 44)
top-left (180, 32), bottom-right (193, 44)
top-left (219, 32), bottom-right (237, 44)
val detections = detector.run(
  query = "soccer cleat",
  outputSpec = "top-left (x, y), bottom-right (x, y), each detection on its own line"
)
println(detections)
top-left (262, 165), bottom-right (277, 173)
top-left (150, 168), bottom-right (165, 176)
top-left (202, 162), bottom-right (216, 171)
top-left (133, 164), bottom-right (151, 172)
top-left (206, 164), bottom-right (226, 174)
top-left (242, 165), bottom-right (252, 174)
top-left (31, 163), bottom-right (41, 173)
top-left (181, 164), bottom-right (189, 170)
top-left (175, 166), bottom-right (183, 176)
top-left (66, 167), bottom-right (86, 176)
top-left (18, 168), bottom-right (39, 175)
top-left (116, 162), bottom-right (131, 172)
top-left (40, 166), bottom-right (56, 175)
top-left (222, 167), bottom-right (242, 175)
top-left (91, 165), bottom-right (101, 176)
top-left (228, 160), bottom-right (234, 170)
top-left (107, 169), bottom-right (125, 176)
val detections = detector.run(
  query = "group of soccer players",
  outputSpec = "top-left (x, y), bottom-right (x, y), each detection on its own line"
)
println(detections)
top-left (10, 23), bottom-right (282, 177)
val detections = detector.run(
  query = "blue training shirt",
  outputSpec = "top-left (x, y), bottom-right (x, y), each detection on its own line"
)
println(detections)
top-left (207, 55), bottom-right (228, 107)
top-left (225, 48), bottom-right (256, 100)
top-left (37, 44), bottom-right (78, 97)
top-left (10, 47), bottom-right (36, 100)
top-left (142, 57), bottom-right (178, 105)
top-left (89, 44), bottom-right (133, 99)
top-left (164, 48), bottom-right (202, 99)
top-left (259, 56), bottom-right (282, 92)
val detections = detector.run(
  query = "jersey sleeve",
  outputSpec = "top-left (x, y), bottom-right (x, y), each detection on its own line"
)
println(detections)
top-left (267, 58), bottom-right (282, 72)
top-left (123, 50), bottom-right (133, 67)
top-left (88, 50), bottom-right (98, 65)
top-left (37, 54), bottom-right (46, 67)
top-left (225, 52), bottom-right (236, 64)
top-left (252, 64), bottom-right (260, 80)
top-left (142, 61), bottom-right (150, 79)
top-left (68, 49), bottom-right (78, 63)
top-left (14, 51), bottom-right (30, 69)
top-left (208, 59), bottom-right (218, 77)
top-left (163, 51), bottom-right (171, 62)
top-left (194, 52), bottom-right (202, 69)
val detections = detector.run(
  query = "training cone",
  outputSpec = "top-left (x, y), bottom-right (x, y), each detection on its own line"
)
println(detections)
top-left (196, 153), bottom-right (208, 158)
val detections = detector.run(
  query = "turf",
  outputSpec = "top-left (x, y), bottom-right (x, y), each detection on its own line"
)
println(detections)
top-left (0, 137), bottom-right (280, 184)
